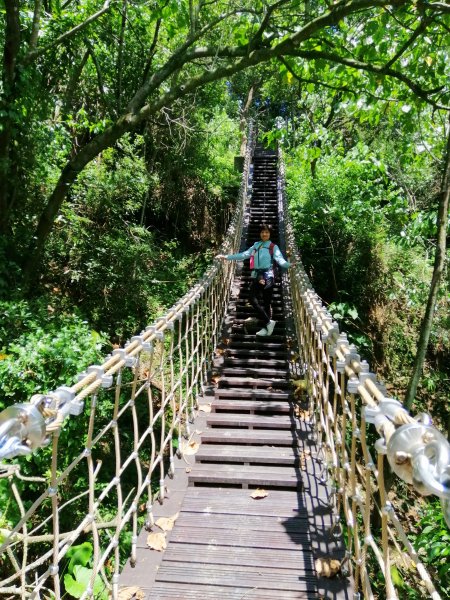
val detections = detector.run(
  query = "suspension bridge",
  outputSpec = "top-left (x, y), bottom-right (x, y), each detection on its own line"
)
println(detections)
top-left (0, 126), bottom-right (449, 600)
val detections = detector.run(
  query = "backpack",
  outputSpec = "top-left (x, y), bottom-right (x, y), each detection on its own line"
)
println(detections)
top-left (250, 242), bottom-right (279, 279)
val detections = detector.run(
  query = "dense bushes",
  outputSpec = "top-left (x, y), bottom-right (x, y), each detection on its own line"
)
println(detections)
top-left (286, 149), bottom-right (450, 415)
top-left (0, 299), bottom-right (107, 408)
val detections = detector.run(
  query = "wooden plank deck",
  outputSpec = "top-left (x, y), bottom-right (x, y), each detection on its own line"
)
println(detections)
top-left (119, 149), bottom-right (352, 599)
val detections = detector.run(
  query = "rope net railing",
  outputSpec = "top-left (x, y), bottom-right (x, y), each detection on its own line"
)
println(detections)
top-left (279, 149), bottom-right (450, 600)
top-left (0, 127), bottom-right (254, 599)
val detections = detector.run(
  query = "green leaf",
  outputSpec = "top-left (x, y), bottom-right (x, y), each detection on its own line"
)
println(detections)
top-left (66, 542), bottom-right (93, 574)
top-left (64, 566), bottom-right (105, 599)
top-left (390, 565), bottom-right (404, 588)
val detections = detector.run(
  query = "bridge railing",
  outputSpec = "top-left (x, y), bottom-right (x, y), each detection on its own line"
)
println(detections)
top-left (279, 149), bottom-right (450, 600)
top-left (0, 125), bottom-right (254, 599)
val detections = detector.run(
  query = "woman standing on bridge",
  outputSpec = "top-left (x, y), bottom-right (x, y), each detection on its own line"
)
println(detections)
top-left (216, 223), bottom-right (291, 336)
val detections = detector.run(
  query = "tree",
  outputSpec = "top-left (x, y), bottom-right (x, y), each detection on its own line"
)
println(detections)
top-left (405, 115), bottom-right (450, 410)
top-left (1, 0), bottom-right (449, 287)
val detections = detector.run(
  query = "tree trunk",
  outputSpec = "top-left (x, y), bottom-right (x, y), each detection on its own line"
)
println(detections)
top-left (0, 0), bottom-right (21, 235)
top-left (239, 81), bottom-right (260, 156)
top-left (21, 118), bottom-right (132, 286)
top-left (405, 120), bottom-right (450, 410)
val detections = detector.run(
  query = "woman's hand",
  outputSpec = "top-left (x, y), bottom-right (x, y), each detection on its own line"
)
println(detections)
top-left (215, 254), bottom-right (227, 260)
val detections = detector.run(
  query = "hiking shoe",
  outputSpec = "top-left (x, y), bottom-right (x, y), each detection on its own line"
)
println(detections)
top-left (256, 327), bottom-right (268, 336)
top-left (244, 317), bottom-right (258, 324)
top-left (266, 320), bottom-right (276, 336)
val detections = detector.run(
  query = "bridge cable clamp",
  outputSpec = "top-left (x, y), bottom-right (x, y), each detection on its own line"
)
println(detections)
top-left (145, 326), bottom-right (164, 340)
top-left (112, 348), bottom-right (136, 368)
top-left (78, 366), bottom-right (113, 390)
top-left (130, 335), bottom-right (153, 351)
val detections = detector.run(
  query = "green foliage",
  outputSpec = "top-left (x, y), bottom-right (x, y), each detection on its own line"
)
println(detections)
top-left (43, 132), bottom-right (221, 340)
top-left (414, 500), bottom-right (450, 598)
top-left (286, 141), bottom-right (449, 427)
top-left (286, 149), bottom-right (402, 313)
top-left (63, 542), bottom-right (108, 599)
top-left (0, 299), bottom-right (106, 407)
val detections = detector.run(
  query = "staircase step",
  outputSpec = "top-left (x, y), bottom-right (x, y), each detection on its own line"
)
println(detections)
top-left (211, 398), bottom-right (291, 413)
top-left (189, 464), bottom-right (300, 488)
top-left (195, 444), bottom-right (299, 464)
top-left (223, 357), bottom-right (287, 368)
top-left (200, 428), bottom-right (297, 445)
top-left (214, 388), bottom-right (292, 400)
top-left (206, 413), bottom-right (294, 429)
top-left (225, 348), bottom-right (288, 359)
top-left (221, 367), bottom-right (288, 378)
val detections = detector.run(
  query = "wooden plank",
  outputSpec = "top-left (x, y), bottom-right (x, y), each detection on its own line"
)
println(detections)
top-left (200, 428), bottom-right (298, 446)
top-left (181, 488), bottom-right (314, 517)
top-left (168, 525), bottom-right (309, 548)
top-left (148, 583), bottom-right (315, 599)
top-left (188, 463), bottom-right (301, 487)
top-left (211, 399), bottom-right (291, 413)
top-left (221, 367), bottom-right (288, 378)
top-left (215, 388), bottom-right (292, 400)
top-left (154, 562), bottom-right (318, 592)
top-left (180, 487), bottom-right (334, 520)
top-left (159, 542), bottom-right (309, 570)
top-left (225, 349), bottom-right (288, 359)
top-left (224, 357), bottom-right (288, 368)
top-left (206, 413), bottom-right (295, 429)
top-left (195, 443), bottom-right (299, 464)
top-left (172, 511), bottom-right (309, 534)
top-left (218, 376), bottom-right (290, 388)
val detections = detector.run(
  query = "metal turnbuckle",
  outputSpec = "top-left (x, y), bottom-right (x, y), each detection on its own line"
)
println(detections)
top-left (0, 404), bottom-right (47, 459)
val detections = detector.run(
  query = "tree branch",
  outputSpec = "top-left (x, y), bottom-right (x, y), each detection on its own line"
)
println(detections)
top-left (279, 56), bottom-right (354, 94)
top-left (29, 0), bottom-right (43, 52)
top-left (142, 18), bottom-right (162, 83)
top-left (24, 0), bottom-right (112, 63)
top-left (383, 16), bottom-right (431, 69)
top-left (248, 0), bottom-right (291, 51)
top-left (62, 49), bottom-right (90, 117)
top-left (85, 39), bottom-right (108, 111)
top-left (116, 0), bottom-right (128, 115)
top-left (286, 49), bottom-right (450, 110)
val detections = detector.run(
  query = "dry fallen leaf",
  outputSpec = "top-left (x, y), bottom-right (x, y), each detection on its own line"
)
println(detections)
top-left (198, 404), bottom-right (212, 413)
top-left (315, 557), bottom-right (341, 578)
top-left (185, 467), bottom-right (192, 473)
top-left (155, 513), bottom-right (179, 532)
top-left (294, 405), bottom-right (311, 421)
top-left (180, 439), bottom-right (200, 455)
top-left (211, 375), bottom-right (221, 385)
top-left (147, 532), bottom-right (167, 552)
top-left (118, 586), bottom-right (146, 600)
top-left (250, 488), bottom-right (269, 499)
top-left (292, 378), bottom-right (307, 390)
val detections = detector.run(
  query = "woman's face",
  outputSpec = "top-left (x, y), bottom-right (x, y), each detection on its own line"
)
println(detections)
top-left (260, 229), bottom-right (271, 242)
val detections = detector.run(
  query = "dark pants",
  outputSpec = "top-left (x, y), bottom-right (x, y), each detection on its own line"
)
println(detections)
top-left (250, 277), bottom-right (274, 326)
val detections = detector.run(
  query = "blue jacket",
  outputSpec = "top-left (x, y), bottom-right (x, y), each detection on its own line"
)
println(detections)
top-left (227, 241), bottom-right (290, 278)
